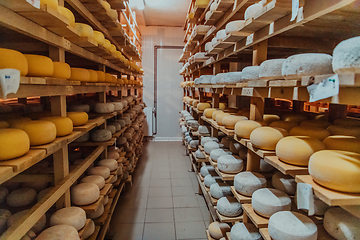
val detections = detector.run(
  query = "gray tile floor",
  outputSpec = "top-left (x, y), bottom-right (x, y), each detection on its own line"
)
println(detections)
top-left (110, 141), bottom-right (210, 240)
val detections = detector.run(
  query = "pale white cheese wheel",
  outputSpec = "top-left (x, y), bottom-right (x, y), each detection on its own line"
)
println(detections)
top-left (94, 103), bottom-right (114, 114)
top-left (0, 187), bottom-right (8, 204)
top-left (204, 141), bottom-right (221, 154)
top-left (98, 159), bottom-right (118, 171)
top-left (222, 115), bottom-right (248, 129)
top-left (210, 1), bottom-right (218, 11)
top-left (205, 42), bottom-right (213, 52)
top-left (35, 225), bottom-right (80, 240)
top-left (81, 175), bottom-right (105, 190)
top-left (269, 120), bottom-right (298, 132)
top-left (71, 183), bottom-right (100, 206)
top-left (222, 72), bottom-right (243, 84)
top-left (332, 36), bottom-right (360, 74)
top-left (187, 120), bottom-right (200, 129)
top-left (260, 159), bottom-right (274, 172)
top-left (225, 20), bottom-right (245, 34)
top-left (290, 126), bottom-right (330, 141)
top-left (252, 188), bottom-right (291, 218)
top-left (242, 66), bottom-right (260, 81)
top-left (110, 174), bottom-right (118, 184)
top-left (217, 196), bottom-right (243, 217)
top-left (195, 149), bottom-right (206, 159)
top-left (210, 182), bottom-right (232, 199)
top-left (106, 125), bottom-right (116, 134)
top-left (82, 219), bottom-right (95, 239)
top-left (8, 210), bottom-right (46, 233)
top-left (323, 135), bottom-right (360, 154)
top-left (200, 165), bottom-right (215, 177)
top-left (250, 127), bottom-right (288, 150)
top-left (0, 209), bottom-right (11, 234)
top-left (231, 222), bottom-right (262, 240)
top-left (244, 2), bottom-right (263, 20)
top-left (272, 172), bottom-right (296, 195)
top-left (217, 155), bottom-right (244, 174)
top-left (234, 172), bottom-right (266, 196)
top-left (111, 102), bottom-right (124, 111)
top-left (50, 207), bottom-right (86, 230)
top-left (259, 59), bottom-right (286, 80)
top-left (7, 188), bottom-right (37, 207)
top-left (235, 120), bottom-right (262, 139)
top-left (208, 221), bottom-right (231, 239)
top-left (216, 29), bottom-right (227, 41)
top-left (204, 174), bottom-right (221, 188)
top-left (108, 150), bottom-right (120, 160)
top-left (91, 129), bottom-right (112, 142)
top-left (210, 149), bottom-right (231, 162)
top-left (87, 203), bottom-right (104, 219)
top-left (282, 53), bottom-right (333, 80)
top-left (198, 125), bottom-right (209, 135)
top-left (190, 140), bottom-right (199, 149)
top-left (268, 211), bottom-right (317, 240)
top-left (205, 11), bottom-right (212, 21)
top-left (201, 136), bottom-right (219, 146)
top-left (88, 166), bottom-right (110, 179)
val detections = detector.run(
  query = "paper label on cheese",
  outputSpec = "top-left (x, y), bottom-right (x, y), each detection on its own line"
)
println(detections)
top-left (297, 183), bottom-right (315, 216)
top-left (27, 0), bottom-right (40, 9)
top-left (291, 0), bottom-right (299, 21)
top-left (307, 74), bottom-right (339, 102)
top-left (0, 69), bottom-right (20, 99)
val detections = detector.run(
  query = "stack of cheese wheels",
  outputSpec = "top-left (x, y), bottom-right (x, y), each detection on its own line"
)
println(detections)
top-left (252, 188), bottom-right (291, 218)
top-left (217, 196), bottom-right (243, 217)
top-left (222, 115), bottom-right (248, 129)
top-left (50, 207), bottom-right (86, 230)
top-left (276, 136), bottom-right (325, 166)
top-left (217, 155), bottom-right (243, 173)
top-left (216, 113), bottom-right (230, 126)
top-left (197, 102), bottom-right (211, 111)
top-left (326, 125), bottom-right (360, 137)
top-left (8, 210), bottom-right (46, 233)
top-left (208, 222), bottom-right (231, 239)
top-left (210, 181), bottom-right (232, 199)
top-left (235, 120), bottom-right (262, 138)
top-left (324, 207), bottom-right (360, 239)
top-left (332, 36), bottom-right (360, 74)
top-left (6, 188), bottom-right (37, 207)
top-left (24, 54), bottom-right (54, 77)
top-left (12, 120), bottom-right (57, 145)
top-left (323, 135), bottom-right (360, 153)
top-left (289, 126), bottom-right (330, 141)
top-left (0, 48), bottom-right (28, 76)
top-left (210, 149), bottom-right (231, 162)
top-left (234, 172), bottom-right (266, 196)
top-left (272, 172), bottom-right (296, 195)
top-left (259, 59), bottom-right (286, 80)
top-left (269, 120), bottom-right (298, 132)
top-left (40, 116), bottom-right (73, 137)
top-left (0, 128), bottom-right (30, 160)
top-left (71, 183), bottom-right (100, 206)
top-left (309, 150), bottom-right (360, 193)
top-left (36, 225), bottom-right (80, 240)
top-left (212, 110), bottom-right (223, 120)
top-left (268, 211), bottom-right (318, 240)
top-left (69, 68), bottom-right (90, 82)
top-left (80, 175), bottom-right (105, 189)
top-left (91, 129), bottom-right (112, 142)
top-left (250, 127), bottom-right (288, 150)
top-left (52, 62), bottom-right (71, 79)
top-left (203, 108), bottom-right (217, 118)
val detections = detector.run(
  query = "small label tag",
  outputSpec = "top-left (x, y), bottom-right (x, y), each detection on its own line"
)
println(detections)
top-left (296, 6), bottom-right (304, 22)
top-left (307, 74), bottom-right (339, 102)
top-left (246, 33), bottom-right (254, 45)
top-left (26, 0), bottom-right (40, 9)
top-left (269, 22), bottom-right (274, 35)
top-left (297, 183), bottom-right (315, 216)
top-left (291, 0), bottom-right (299, 21)
top-left (241, 88), bottom-right (253, 96)
top-left (0, 69), bottom-right (21, 99)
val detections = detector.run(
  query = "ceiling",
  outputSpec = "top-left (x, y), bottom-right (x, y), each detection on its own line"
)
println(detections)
top-left (129, 0), bottom-right (191, 27)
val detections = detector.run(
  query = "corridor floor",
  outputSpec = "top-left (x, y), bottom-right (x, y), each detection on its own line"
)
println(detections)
top-left (110, 141), bottom-right (210, 240)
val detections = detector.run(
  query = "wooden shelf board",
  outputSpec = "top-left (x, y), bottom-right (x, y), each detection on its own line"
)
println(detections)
top-left (86, 225), bottom-right (100, 240)
top-left (264, 156), bottom-right (308, 177)
top-left (218, 126), bottom-right (235, 136)
top-left (206, 230), bottom-right (217, 240)
top-left (233, 135), bottom-right (250, 148)
top-left (73, 117), bottom-right (105, 132)
top-left (94, 198), bottom-right (113, 225)
top-left (100, 183), bottom-right (112, 196)
top-left (246, 143), bottom-right (276, 158)
top-left (209, 158), bottom-right (217, 168)
top-left (254, 0), bottom-right (292, 23)
top-left (259, 228), bottom-right (271, 240)
top-left (70, 137), bottom-right (116, 147)
top-left (105, 175), bottom-right (115, 184)
top-left (108, 188), bottom-right (118, 198)
top-left (242, 204), bottom-right (269, 228)
top-left (230, 186), bottom-right (252, 204)
top-left (222, 31), bottom-right (250, 43)
top-left (216, 210), bottom-right (243, 223)
top-left (78, 219), bottom-right (91, 239)
top-left (192, 152), bottom-right (208, 163)
top-left (210, 194), bottom-right (219, 206)
top-left (80, 195), bottom-right (104, 214)
top-left (215, 167), bottom-right (237, 181)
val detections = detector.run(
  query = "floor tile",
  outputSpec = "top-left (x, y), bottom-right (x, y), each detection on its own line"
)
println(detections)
top-left (173, 196), bottom-right (199, 208)
top-left (145, 208), bottom-right (174, 223)
top-left (172, 186), bottom-right (196, 196)
top-left (174, 207), bottom-right (203, 222)
top-left (150, 178), bottom-right (171, 188)
top-left (148, 187), bottom-right (172, 197)
top-left (170, 171), bottom-right (191, 179)
top-left (143, 223), bottom-right (176, 240)
top-left (147, 196), bottom-right (173, 209)
top-left (171, 178), bottom-right (193, 187)
top-left (175, 221), bottom-right (206, 239)
top-left (111, 223), bottom-right (143, 240)
top-left (112, 207), bottom-right (146, 224)
top-left (150, 171), bottom-right (170, 179)
top-left (118, 196), bottom-right (148, 209)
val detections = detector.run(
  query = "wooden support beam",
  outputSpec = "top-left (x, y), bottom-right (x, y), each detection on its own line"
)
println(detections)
top-left (252, 40), bottom-right (268, 66)
top-left (49, 45), bottom-right (65, 62)
top-left (53, 147), bottom-right (70, 209)
top-left (212, 93), bottom-right (220, 108)
top-left (213, 62), bottom-right (222, 75)
top-left (328, 103), bottom-right (347, 123)
top-left (250, 97), bottom-right (264, 121)
top-left (246, 150), bottom-right (261, 172)
top-left (51, 95), bottom-right (66, 117)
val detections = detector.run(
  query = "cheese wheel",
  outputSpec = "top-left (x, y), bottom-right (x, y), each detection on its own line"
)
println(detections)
top-left (91, 129), bottom-right (112, 142)
top-left (71, 183), bottom-right (100, 206)
top-left (0, 48), bottom-right (28, 76)
top-left (82, 220), bottom-right (95, 239)
top-left (35, 225), bottom-right (80, 240)
top-left (40, 0), bottom-right (58, 9)
top-left (108, 150), bottom-right (120, 160)
top-left (106, 125), bottom-right (116, 134)
top-left (195, 149), bottom-right (205, 159)
top-left (219, 103), bottom-right (227, 110)
top-left (282, 113), bottom-right (308, 124)
top-left (50, 207), bottom-right (86, 230)
top-left (69, 68), bottom-right (90, 82)
top-left (210, 182), bottom-right (232, 199)
top-left (0, 121), bottom-right (9, 129)
top-left (87, 203), bottom-right (104, 219)
top-left (96, 71), bottom-right (106, 82)
top-left (117, 136), bottom-right (127, 146)
top-left (204, 174), bottom-right (220, 188)
top-left (234, 172), bottom-right (266, 196)
top-left (309, 150), bottom-right (360, 193)
top-left (198, 125), bottom-right (209, 135)
top-left (263, 114), bottom-right (280, 124)
top-left (0, 128), bottom-right (30, 160)
top-left (222, 115), bottom-right (248, 129)
top-left (242, 66), bottom-right (261, 81)
top-left (81, 175), bottom-right (105, 189)
top-left (225, 20), bottom-right (245, 34)
top-left (204, 141), bottom-right (221, 154)
top-left (74, 23), bottom-right (94, 38)
top-left (324, 207), bottom-right (360, 239)
top-left (268, 211), bottom-right (317, 240)
top-left (67, 112), bottom-right (88, 126)
top-left (300, 120), bottom-right (331, 129)
top-left (220, 136), bottom-right (232, 149)
top-left (103, 39), bottom-right (111, 50)
top-left (208, 222), bottom-right (231, 239)
top-left (231, 222), bottom-right (261, 240)
top-left (52, 62), bottom-right (71, 79)
top-left (24, 54), bottom-right (54, 77)
top-left (259, 59), bottom-right (286, 80)
top-left (37, 187), bottom-right (52, 202)
top-left (0, 209), bottom-right (11, 234)
top-left (40, 116), bottom-right (73, 137)
top-left (197, 103), bottom-right (211, 111)
top-left (87, 69), bottom-right (98, 82)
top-left (94, 103), bottom-right (114, 113)
top-left (332, 36), bottom-right (360, 74)
top-left (93, 31), bottom-right (105, 46)
top-left (98, 159), bottom-right (118, 171)
top-left (327, 125), bottom-right (360, 137)
top-left (272, 172), bottom-right (296, 195)
top-left (244, 2), bottom-right (263, 20)
top-left (289, 126), bottom-right (330, 141)
top-left (216, 113), bottom-right (230, 126)
top-left (217, 196), bottom-right (243, 217)
top-left (203, 108), bottom-right (216, 118)
top-left (212, 110), bottom-right (223, 120)
top-left (333, 118), bottom-right (360, 127)
top-left (250, 127), bottom-right (288, 150)
top-left (235, 120), bottom-right (262, 139)
top-left (201, 137), bottom-right (219, 146)
top-left (8, 210), bottom-right (46, 233)
top-left (252, 188), bottom-right (292, 218)
top-left (276, 136), bottom-right (325, 166)
top-left (12, 120), bottom-right (56, 146)
top-left (68, 104), bottom-right (90, 113)
top-left (57, 6), bottom-right (75, 26)
top-left (217, 155), bottom-right (243, 173)
top-left (210, 149), bottom-right (231, 162)
top-left (200, 165), bottom-right (215, 177)
top-left (7, 188), bottom-right (37, 207)
top-left (323, 135), bottom-right (360, 154)
top-left (88, 166), bottom-right (111, 179)
top-left (269, 120), bottom-right (298, 132)
top-left (0, 187), bottom-right (8, 204)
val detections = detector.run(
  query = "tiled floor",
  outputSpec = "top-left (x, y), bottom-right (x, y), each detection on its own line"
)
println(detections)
top-left (110, 141), bottom-right (210, 240)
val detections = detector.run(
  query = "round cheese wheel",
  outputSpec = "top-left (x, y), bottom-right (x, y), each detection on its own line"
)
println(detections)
top-left (103, 39), bottom-right (111, 50)
top-left (332, 36), bottom-right (360, 74)
top-left (217, 196), bottom-right (243, 217)
top-left (203, 108), bottom-right (217, 118)
top-left (197, 103), bottom-right (211, 111)
top-left (252, 188), bottom-right (291, 218)
top-left (88, 203), bottom-right (105, 219)
top-left (244, 2), bottom-right (263, 20)
top-left (67, 112), bottom-right (88, 126)
top-left (204, 141), bottom-right (221, 154)
top-left (190, 140), bottom-right (199, 149)
top-left (210, 182), bottom-right (232, 199)
top-left (250, 127), bottom-right (288, 150)
top-left (52, 62), bottom-right (71, 79)
top-left (259, 59), bottom-right (286, 80)
top-left (112, 102), bottom-right (124, 111)
top-left (234, 172), bottom-right (266, 196)
top-left (24, 54), bottom-right (54, 77)
top-left (82, 219), bottom-right (95, 239)
top-left (69, 68), bottom-right (90, 82)
top-left (231, 222), bottom-right (262, 240)
top-left (269, 120), bottom-right (298, 132)
top-left (88, 70), bottom-right (98, 82)
top-left (81, 175), bottom-right (105, 189)
top-left (282, 53), bottom-right (333, 79)
top-left (219, 103), bottom-right (227, 110)
top-left (0, 48), bottom-right (28, 76)
top-left (262, 114), bottom-right (280, 125)
top-left (35, 225), bottom-right (80, 240)
top-left (98, 159), bottom-right (118, 171)
top-left (91, 129), bottom-right (112, 142)
top-left (327, 125), bottom-right (360, 137)
top-left (217, 155), bottom-right (243, 174)
top-left (7, 188), bottom-right (37, 207)
top-left (222, 115), bottom-right (248, 129)
top-left (200, 165), bottom-right (215, 177)
top-left (74, 23), bottom-right (94, 38)
top-left (276, 136), bottom-right (325, 166)
top-left (242, 66), bottom-right (260, 81)
top-left (0, 209), bottom-right (11, 234)
top-left (268, 211), bottom-right (317, 240)
top-left (93, 31), bottom-right (105, 45)
top-left (201, 137), bottom-right (219, 146)
top-left (71, 183), bottom-right (100, 206)
top-left (212, 110), bottom-right (223, 120)
top-left (289, 126), bottom-right (330, 141)
top-left (225, 20), bottom-right (245, 34)
top-left (41, 0), bottom-right (58, 9)
top-left (198, 125), bottom-right (209, 135)
top-left (309, 150), bottom-right (360, 193)
top-left (117, 137), bottom-right (127, 146)
top-left (300, 120), bottom-right (331, 129)
top-left (40, 117), bottom-right (73, 137)
top-left (96, 71), bottom-right (106, 82)
top-left (208, 222), bottom-right (231, 239)
top-left (210, 149), bottom-right (231, 162)
top-left (235, 120), bottom-right (262, 139)
top-left (324, 207), bottom-right (360, 239)
top-left (94, 103), bottom-right (114, 114)
top-left (0, 128), bottom-right (30, 160)
top-left (88, 166), bottom-right (110, 179)
top-left (106, 125), bottom-right (116, 134)
top-left (108, 150), bottom-right (120, 160)
top-left (195, 149), bottom-right (205, 159)
top-left (50, 207), bottom-right (86, 230)
top-left (204, 174), bottom-right (220, 188)
top-left (57, 6), bottom-right (75, 26)
top-left (272, 172), bottom-right (296, 195)
top-left (110, 174), bottom-right (118, 184)
top-left (8, 210), bottom-right (46, 233)
top-left (216, 113), bottom-right (230, 126)
top-left (323, 135), bottom-right (360, 154)
top-left (334, 118), bottom-right (360, 127)
top-left (0, 187), bottom-right (8, 204)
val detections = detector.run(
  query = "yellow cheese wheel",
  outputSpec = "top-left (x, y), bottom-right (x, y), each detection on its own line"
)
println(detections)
top-left (197, 103), bottom-right (211, 111)
top-left (0, 129), bottom-right (30, 160)
top-left (0, 121), bottom-right (9, 129)
top-left (0, 48), bottom-right (28, 76)
top-left (282, 113), bottom-right (307, 124)
top-left (103, 39), bottom-right (111, 50)
top-left (57, 6), bottom-right (75, 26)
top-left (269, 120), bottom-right (298, 132)
top-left (235, 120), bottom-right (262, 139)
top-left (88, 70), bottom-right (98, 82)
top-left (327, 125), bottom-right (360, 137)
top-left (108, 9), bottom-right (118, 21)
top-left (24, 54), bottom-right (54, 77)
top-left (216, 113), bottom-right (230, 126)
top-left (101, 1), bottom-right (111, 11)
top-left (52, 62), bottom-right (71, 79)
top-left (290, 126), bottom-right (330, 141)
top-left (309, 150), bottom-right (360, 193)
top-left (12, 120), bottom-right (56, 146)
top-left (276, 136), bottom-right (325, 166)
top-left (105, 73), bottom-right (112, 83)
top-left (300, 120), bottom-right (331, 129)
top-left (67, 112), bottom-right (88, 126)
top-left (263, 114), bottom-right (280, 124)
top-left (41, 117), bottom-right (73, 137)
top-left (323, 135), bottom-right (360, 154)
top-left (212, 110), bottom-right (223, 120)
top-left (40, 0), bottom-right (58, 9)
top-left (333, 118), bottom-right (360, 127)
top-left (109, 44), bottom-right (117, 54)
top-left (69, 68), bottom-right (90, 82)
top-left (250, 127), bottom-right (288, 150)
top-left (219, 103), bottom-right (227, 110)
top-left (193, 100), bottom-right (199, 107)
top-left (188, 99), bottom-right (194, 105)
top-left (96, 71), bottom-right (106, 82)
top-left (93, 31), bottom-right (105, 45)
top-left (195, 0), bottom-right (210, 6)
top-left (111, 75), bottom-right (117, 83)
top-left (222, 115), bottom-right (248, 129)
top-left (74, 23), bottom-right (94, 38)
top-left (203, 108), bottom-right (217, 118)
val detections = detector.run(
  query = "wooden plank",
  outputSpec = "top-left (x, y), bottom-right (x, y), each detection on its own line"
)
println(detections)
top-left (264, 156), bottom-right (308, 177)
top-left (100, 184), bottom-right (112, 196)
top-left (259, 228), bottom-right (271, 240)
top-left (242, 204), bottom-right (269, 228)
top-left (86, 226), bottom-right (100, 240)
top-left (218, 126), bottom-right (235, 136)
top-left (230, 186), bottom-right (252, 204)
top-left (0, 167), bottom-right (15, 185)
top-left (223, 32), bottom-right (250, 43)
top-left (215, 167), bottom-right (237, 181)
top-left (94, 197), bottom-right (113, 225)
top-left (233, 135), bottom-right (250, 148)
top-left (247, 143), bottom-right (276, 158)
top-left (70, 138), bottom-right (116, 147)
top-left (216, 209), bottom-right (243, 223)
top-left (80, 196), bottom-right (104, 214)
top-left (0, 149), bottom-right (46, 173)
top-left (73, 117), bottom-right (105, 132)
top-left (254, 0), bottom-right (292, 23)
top-left (78, 219), bottom-right (91, 239)
top-left (105, 175), bottom-right (115, 184)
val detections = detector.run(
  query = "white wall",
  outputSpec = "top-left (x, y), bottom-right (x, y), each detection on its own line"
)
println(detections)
top-left (140, 26), bottom-right (184, 140)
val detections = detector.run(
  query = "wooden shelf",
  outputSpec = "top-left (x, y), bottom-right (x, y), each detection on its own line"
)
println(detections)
top-left (192, 152), bottom-right (208, 163)
top-left (70, 137), bottom-right (116, 147)
top-left (80, 195), bottom-right (105, 214)
top-left (87, 225), bottom-right (101, 240)
top-left (218, 126), bottom-right (235, 136)
top-left (73, 117), bottom-right (106, 132)
top-left (264, 156), bottom-right (308, 177)
top-left (216, 209), bottom-right (243, 223)
top-left (230, 186), bottom-right (251, 204)
top-left (100, 183), bottom-right (113, 196)
top-left (214, 167), bottom-right (237, 181)
top-left (242, 204), bottom-right (269, 228)
top-left (233, 135), bottom-right (250, 148)
top-left (246, 143), bottom-right (276, 158)
top-left (196, 172), bottom-right (219, 221)
top-left (78, 219), bottom-right (92, 239)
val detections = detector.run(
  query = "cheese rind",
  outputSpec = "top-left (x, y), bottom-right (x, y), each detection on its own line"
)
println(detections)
top-left (94, 103), bottom-right (115, 113)
top-left (24, 54), bottom-right (54, 77)
top-left (203, 108), bottom-right (217, 118)
top-left (6, 188), bottom-right (37, 207)
top-left (289, 126), bottom-right (330, 141)
top-left (332, 36), bottom-right (360, 74)
top-left (69, 68), bottom-right (90, 82)
top-left (98, 159), bottom-right (118, 171)
top-left (222, 115), bottom-right (248, 129)
top-left (324, 207), bottom-right (360, 239)
top-left (323, 135), bottom-right (360, 154)
top-left (250, 127), bottom-right (288, 150)
top-left (230, 222), bottom-right (262, 240)
top-left (52, 62), bottom-right (71, 79)
top-left (197, 103), bottom-right (211, 111)
top-left (35, 225), bottom-right (80, 240)
top-left (0, 48), bottom-right (28, 76)
top-left (252, 188), bottom-right (291, 218)
top-left (208, 222), bottom-right (231, 239)
top-left (71, 183), bottom-right (100, 206)
top-left (234, 172), bottom-right (266, 196)
top-left (272, 172), bottom-right (296, 195)
top-left (8, 210), bottom-right (46, 233)
top-left (57, 6), bottom-right (75, 26)
top-left (326, 125), bottom-right (360, 137)
top-left (210, 182), bottom-right (232, 199)
top-left (74, 23), bottom-right (94, 38)
top-left (40, 116), bottom-right (73, 137)
top-left (67, 112), bottom-right (88, 126)
top-left (217, 155), bottom-right (244, 174)
top-left (234, 120), bottom-right (262, 139)
top-left (80, 175), bottom-right (105, 189)
top-left (91, 129), bottom-right (112, 142)
top-left (212, 110), bottom-right (224, 120)
top-left (204, 141), bottom-right (221, 154)
top-left (259, 59), bottom-right (286, 80)
top-left (50, 207), bottom-right (86, 230)
top-left (88, 166), bottom-right (111, 179)
top-left (12, 120), bottom-right (56, 146)
top-left (0, 128), bottom-right (30, 160)
top-left (217, 196), bottom-right (243, 217)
